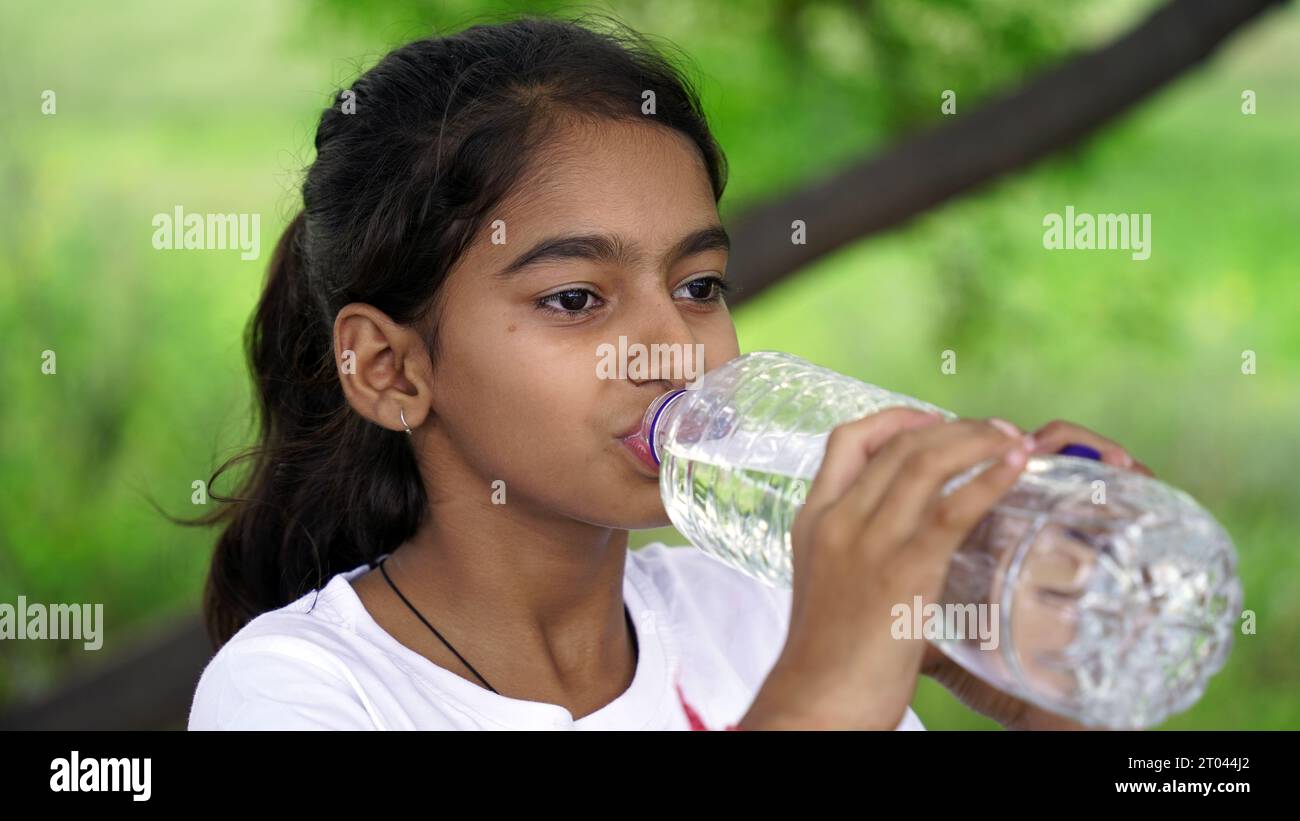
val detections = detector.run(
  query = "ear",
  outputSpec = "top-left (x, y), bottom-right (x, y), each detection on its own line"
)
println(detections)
top-left (333, 302), bottom-right (434, 433)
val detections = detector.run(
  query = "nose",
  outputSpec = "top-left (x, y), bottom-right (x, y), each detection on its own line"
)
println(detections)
top-left (622, 289), bottom-right (706, 393)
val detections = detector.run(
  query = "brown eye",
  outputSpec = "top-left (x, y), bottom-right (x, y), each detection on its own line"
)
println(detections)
top-left (536, 287), bottom-right (603, 317)
top-left (675, 275), bottom-right (730, 303)
top-left (556, 290), bottom-right (590, 311)
top-left (687, 280), bottom-right (714, 299)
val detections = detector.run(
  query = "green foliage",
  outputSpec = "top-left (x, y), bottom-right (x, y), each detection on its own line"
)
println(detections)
top-left (2, 0), bottom-right (1295, 728)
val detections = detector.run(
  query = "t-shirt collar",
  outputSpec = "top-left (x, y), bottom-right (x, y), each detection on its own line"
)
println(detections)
top-left (328, 553), bottom-right (675, 730)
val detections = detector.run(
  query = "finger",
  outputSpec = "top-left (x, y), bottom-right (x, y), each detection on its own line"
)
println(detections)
top-left (802, 408), bottom-right (945, 518)
top-left (827, 417), bottom-right (1021, 528)
top-left (857, 419), bottom-right (1031, 550)
top-left (909, 439), bottom-right (1031, 566)
top-left (1128, 458), bottom-right (1155, 478)
top-left (1028, 419), bottom-right (1132, 470)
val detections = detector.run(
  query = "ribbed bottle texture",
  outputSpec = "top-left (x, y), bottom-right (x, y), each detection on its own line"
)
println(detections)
top-left (648, 351), bottom-right (1240, 729)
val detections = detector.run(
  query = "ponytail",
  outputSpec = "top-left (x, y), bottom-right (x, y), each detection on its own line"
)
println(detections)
top-left (191, 211), bottom-right (426, 649)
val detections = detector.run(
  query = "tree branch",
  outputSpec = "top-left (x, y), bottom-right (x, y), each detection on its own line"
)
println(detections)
top-left (724, 0), bottom-right (1288, 307)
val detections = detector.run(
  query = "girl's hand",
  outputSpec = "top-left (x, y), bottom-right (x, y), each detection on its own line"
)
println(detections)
top-left (740, 409), bottom-right (1036, 730)
top-left (919, 644), bottom-right (1093, 730)
top-left (1024, 418), bottom-right (1155, 478)
top-left (920, 417), bottom-right (1155, 730)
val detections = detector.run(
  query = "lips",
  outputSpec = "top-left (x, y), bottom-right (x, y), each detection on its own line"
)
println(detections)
top-left (620, 432), bottom-right (660, 474)
top-left (615, 419), bottom-right (644, 440)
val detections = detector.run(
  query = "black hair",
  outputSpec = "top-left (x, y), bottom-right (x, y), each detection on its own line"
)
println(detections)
top-left (183, 12), bottom-right (728, 649)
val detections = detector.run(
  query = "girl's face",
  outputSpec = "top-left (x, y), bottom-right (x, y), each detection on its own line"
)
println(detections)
top-left (425, 118), bottom-right (740, 529)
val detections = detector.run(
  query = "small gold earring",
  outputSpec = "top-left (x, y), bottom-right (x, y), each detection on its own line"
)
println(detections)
top-left (399, 407), bottom-right (413, 435)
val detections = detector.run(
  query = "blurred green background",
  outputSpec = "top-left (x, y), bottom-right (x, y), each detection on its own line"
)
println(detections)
top-left (1, 0), bottom-right (1296, 728)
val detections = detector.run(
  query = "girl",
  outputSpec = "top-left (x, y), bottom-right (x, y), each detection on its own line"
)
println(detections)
top-left (186, 14), bottom-right (1154, 731)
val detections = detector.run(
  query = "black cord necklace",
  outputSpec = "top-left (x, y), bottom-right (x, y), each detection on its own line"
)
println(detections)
top-left (375, 554), bottom-right (638, 695)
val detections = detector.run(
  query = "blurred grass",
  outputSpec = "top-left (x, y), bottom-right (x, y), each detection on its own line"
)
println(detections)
top-left (1, 0), bottom-right (1296, 728)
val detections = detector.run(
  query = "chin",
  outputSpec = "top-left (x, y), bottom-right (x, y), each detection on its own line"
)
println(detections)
top-left (601, 489), bottom-right (673, 531)
top-left (632, 511), bottom-right (674, 530)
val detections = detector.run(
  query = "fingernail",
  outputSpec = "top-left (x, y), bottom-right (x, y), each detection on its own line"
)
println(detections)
top-left (1003, 446), bottom-right (1028, 467)
top-left (988, 417), bottom-right (1021, 438)
top-left (1121, 451), bottom-right (1134, 468)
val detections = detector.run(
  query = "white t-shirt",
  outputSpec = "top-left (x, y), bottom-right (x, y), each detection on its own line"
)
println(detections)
top-left (187, 542), bottom-right (926, 731)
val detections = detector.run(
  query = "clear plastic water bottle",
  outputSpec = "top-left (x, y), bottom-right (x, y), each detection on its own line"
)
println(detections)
top-left (632, 350), bottom-right (1241, 729)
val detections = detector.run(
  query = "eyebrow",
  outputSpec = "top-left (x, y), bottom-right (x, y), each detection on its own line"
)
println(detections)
top-left (494, 224), bottom-right (730, 279)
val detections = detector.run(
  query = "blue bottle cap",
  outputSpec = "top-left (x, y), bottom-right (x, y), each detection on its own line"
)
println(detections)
top-left (1057, 443), bottom-right (1102, 460)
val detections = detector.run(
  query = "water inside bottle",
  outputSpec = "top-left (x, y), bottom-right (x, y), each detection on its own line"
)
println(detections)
top-left (659, 423), bottom-right (1241, 728)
